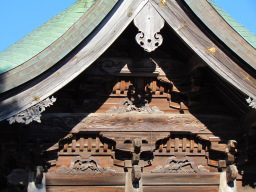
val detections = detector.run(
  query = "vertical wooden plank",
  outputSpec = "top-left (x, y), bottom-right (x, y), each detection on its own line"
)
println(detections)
top-left (159, 86), bottom-right (164, 94)
top-left (71, 135), bottom-right (76, 152)
top-left (120, 80), bottom-right (125, 93)
top-left (116, 81), bottom-right (120, 96)
top-left (95, 137), bottom-right (100, 152)
top-left (63, 144), bottom-right (68, 152)
top-left (190, 137), bottom-right (194, 152)
top-left (171, 138), bottom-right (175, 152)
top-left (152, 81), bottom-right (157, 93)
top-left (88, 137), bottom-right (92, 152)
top-left (92, 138), bottom-right (96, 152)
top-left (113, 82), bottom-right (118, 93)
top-left (79, 136), bottom-right (84, 152)
top-left (175, 137), bottom-right (179, 152)
top-left (198, 142), bottom-right (202, 153)
top-left (159, 144), bottom-right (163, 152)
top-left (103, 143), bottom-right (108, 152)
top-left (182, 138), bottom-right (186, 152)
top-left (166, 138), bottom-right (171, 152)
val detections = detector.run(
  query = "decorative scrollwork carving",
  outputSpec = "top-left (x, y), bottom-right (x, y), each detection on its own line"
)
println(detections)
top-left (246, 97), bottom-right (256, 109)
top-left (134, 3), bottom-right (165, 52)
top-left (7, 96), bottom-right (56, 124)
top-left (56, 157), bottom-right (115, 175)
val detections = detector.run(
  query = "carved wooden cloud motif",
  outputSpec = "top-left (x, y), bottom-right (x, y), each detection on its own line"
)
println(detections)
top-left (134, 2), bottom-right (165, 52)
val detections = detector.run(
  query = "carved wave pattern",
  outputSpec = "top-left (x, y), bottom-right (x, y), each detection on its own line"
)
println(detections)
top-left (151, 159), bottom-right (209, 173)
top-left (56, 157), bottom-right (116, 175)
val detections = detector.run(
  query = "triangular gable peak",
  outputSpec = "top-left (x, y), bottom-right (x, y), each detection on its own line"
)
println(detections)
top-left (0, 0), bottom-right (256, 121)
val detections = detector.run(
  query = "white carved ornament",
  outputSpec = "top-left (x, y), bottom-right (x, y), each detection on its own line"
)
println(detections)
top-left (7, 97), bottom-right (56, 125)
top-left (246, 97), bottom-right (256, 109)
top-left (134, 3), bottom-right (165, 52)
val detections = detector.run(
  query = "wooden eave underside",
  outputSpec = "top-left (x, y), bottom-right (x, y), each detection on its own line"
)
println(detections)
top-left (0, 0), bottom-right (256, 121)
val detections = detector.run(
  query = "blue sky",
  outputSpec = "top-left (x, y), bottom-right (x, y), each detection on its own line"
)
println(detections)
top-left (0, 0), bottom-right (255, 52)
top-left (214, 0), bottom-right (256, 33)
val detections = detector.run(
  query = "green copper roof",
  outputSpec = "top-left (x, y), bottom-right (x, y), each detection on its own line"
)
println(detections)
top-left (0, 0), bottom-right (97, 74)
top-left (207, 0), bottom-right (256, 48)
top-left (0, 0), bottom-right (118, 93)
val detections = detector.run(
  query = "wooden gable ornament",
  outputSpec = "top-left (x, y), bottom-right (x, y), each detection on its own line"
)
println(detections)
top-left (134, 3), bottom-right (165, 52)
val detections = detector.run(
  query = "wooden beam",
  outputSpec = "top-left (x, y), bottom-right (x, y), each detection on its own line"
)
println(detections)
top-left (142, 173), bottom-right (220, 185)
top-left (46, 173), bottom-right (126, 186)
top-left (47, 186), bottom-right (125, 192)
top-left (143, 186), bottom-right (219, 192)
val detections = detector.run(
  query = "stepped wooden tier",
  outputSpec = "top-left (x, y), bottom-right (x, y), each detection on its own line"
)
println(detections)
top-left (0, 0), bottom-right (256, 191)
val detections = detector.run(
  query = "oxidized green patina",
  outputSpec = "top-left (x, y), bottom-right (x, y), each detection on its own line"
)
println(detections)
top-left (207, 0), bottom-right (256, 48)
top-left (0, 0), bottom-right (96, 74)
top-left (0, 0), bottom-right (118, 93)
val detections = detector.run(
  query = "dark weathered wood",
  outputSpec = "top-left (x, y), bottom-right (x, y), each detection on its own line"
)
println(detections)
top-left (182, 0), bottom-right (256, 68)
top-left (71, 114), bottom-right (241, 135)
top-left (142, 173), bottom-right (220, 185)
top-left (47, 186), bottom-right (125, 192)
top-left (143, 186), bottom-right (218, 192)
top-left (151, 0), bottom-right (256, 98)
top-left (46, 173), bottom-right (126, 186)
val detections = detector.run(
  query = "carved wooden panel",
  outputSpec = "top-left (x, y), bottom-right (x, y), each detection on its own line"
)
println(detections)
top-left (151, 157), bottom-right (209, 173)
top-left (56, 157), bottom-right (116, 175)
top-left (71, 113), bottom-right (241, 135)
top-left (58, 133), bottom-right (115, 157)
top-left (154, 133), bottom-right (207, 156)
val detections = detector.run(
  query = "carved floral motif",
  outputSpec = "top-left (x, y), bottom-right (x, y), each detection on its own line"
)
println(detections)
top-left (56, 157), bottom-right (115, 175)
top-left (7, 96), bottom-right (56, 124)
